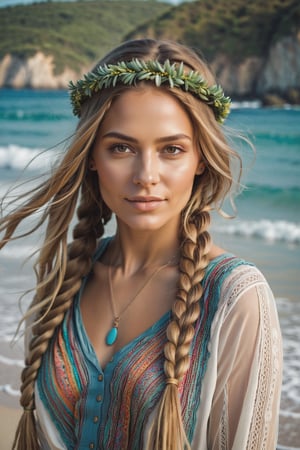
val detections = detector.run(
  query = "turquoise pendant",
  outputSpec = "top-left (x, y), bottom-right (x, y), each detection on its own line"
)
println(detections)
top-left (106, 326), bottom-right (118, 346)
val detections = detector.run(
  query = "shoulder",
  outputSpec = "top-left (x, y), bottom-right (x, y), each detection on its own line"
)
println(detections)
top-left (204, 253), bottom-right (263, 292)
top-left (219, 259), bottom-right (278, 330)
top-left (220, 259), bottom-right (269, 302)
top-left (204, 254), bottom-right (273, 313)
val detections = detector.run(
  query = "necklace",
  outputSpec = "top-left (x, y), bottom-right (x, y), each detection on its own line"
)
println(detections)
top-left (105, 258), bottom-right (174, 346)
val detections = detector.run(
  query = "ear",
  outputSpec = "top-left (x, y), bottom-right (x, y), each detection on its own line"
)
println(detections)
top-left (89, 157), bottom-right (97, 171)
top-left (196, 161), bottom-right (205, 175)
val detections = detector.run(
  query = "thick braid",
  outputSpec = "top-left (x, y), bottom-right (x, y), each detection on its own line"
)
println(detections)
top-left (150, 207), bottom-right (211, 450)
top-left (167, 209), bottom-right (211, 379)
top-left (12, 183), bottom-right (106, 450)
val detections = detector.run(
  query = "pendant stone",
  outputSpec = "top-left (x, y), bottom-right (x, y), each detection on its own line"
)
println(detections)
top-left (106, 326), bottom-right (118, 346)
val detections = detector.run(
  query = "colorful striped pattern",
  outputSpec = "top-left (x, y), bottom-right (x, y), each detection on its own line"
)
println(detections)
top-left (37, 252), bottom-right (247, 449)
top-left (37, 304), bottom-right (89, 447)
top-left (101, 320), bottom-right (168, 448)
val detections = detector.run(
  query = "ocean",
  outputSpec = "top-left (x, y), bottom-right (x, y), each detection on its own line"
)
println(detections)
top-left (0, 88), bottom-right (299, 448)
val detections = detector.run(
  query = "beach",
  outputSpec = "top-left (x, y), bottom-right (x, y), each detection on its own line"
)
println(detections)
top-left (0, 90), bottom-right (299, 448)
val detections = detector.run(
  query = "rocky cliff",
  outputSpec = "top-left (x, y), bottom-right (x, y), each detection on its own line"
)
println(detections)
top-left (1, 33), bottom-right (299, 103)
top-left (0, 52), bottom-right (80, 89)
top-left (209, 32), bottom-right (300, 103)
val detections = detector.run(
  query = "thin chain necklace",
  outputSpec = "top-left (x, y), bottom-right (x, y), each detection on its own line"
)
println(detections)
top-left (105, 257), bottom-right (174, 346)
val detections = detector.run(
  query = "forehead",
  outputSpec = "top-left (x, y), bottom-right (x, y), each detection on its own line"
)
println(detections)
top-left (98, 86), bottom-right (193, 136)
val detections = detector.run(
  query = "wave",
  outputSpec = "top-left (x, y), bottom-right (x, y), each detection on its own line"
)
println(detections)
top-left (0, 109), bottom-right (71, 122)
top-left (0, 355), bottom-right (24, 368)
top-left (253, 131), bottom-right (300, 145)
top-left (0, 384), bottom-right (20, 396)
top-left (231, 100), bottom-right (300, 112)
top-left (280, 410), bottom-right (300, 419)
top-left (213, 219), bottom-right (300, 244)
top-left (239, 184), bottom-right (300, 204)
top-left (0, 144), bottom-right (56, 170)
top-left (231, 100), bottom-right (262, 109)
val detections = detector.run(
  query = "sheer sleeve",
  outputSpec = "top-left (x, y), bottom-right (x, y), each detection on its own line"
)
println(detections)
top-left (207, 266), bottom-right (282, 450)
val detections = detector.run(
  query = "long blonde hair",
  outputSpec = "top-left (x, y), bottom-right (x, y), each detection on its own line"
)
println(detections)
top-left (0, 39), bottom-right (242, 450)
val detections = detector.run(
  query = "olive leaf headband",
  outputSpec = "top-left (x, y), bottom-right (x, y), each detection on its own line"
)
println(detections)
top-left (69, 59), bottom-right (231, 123)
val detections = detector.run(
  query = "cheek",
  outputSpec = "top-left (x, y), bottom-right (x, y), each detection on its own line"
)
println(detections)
top-left (96, 163), bottom-right (122, 186)
top-left (171, 160), bottom-right (199, 186)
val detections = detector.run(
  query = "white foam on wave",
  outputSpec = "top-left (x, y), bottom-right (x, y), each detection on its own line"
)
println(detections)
top-left (0, 144), bottom-right (55, 170)
top-left (213, 219), bottom-right (300, 244)
top-left (0, 384), bottom-right (20, 396)
top-left (0, 355), bottom-right (24, 368)
top-left (276, 296), bottom-right (300, 436)
top-left (280, 409), bottom-right (300, 419)
top-left (231, 100), bottom-right (262, 109)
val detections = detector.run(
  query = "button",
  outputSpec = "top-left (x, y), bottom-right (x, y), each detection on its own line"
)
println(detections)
top-left (96, 394), bottom-right (102, 402)
top-left (89, 444), bottom-right (95, 449)
top-left (98, 374), bottom-right (103, 381)
top-left (93, 416), bottom-right (99, 423)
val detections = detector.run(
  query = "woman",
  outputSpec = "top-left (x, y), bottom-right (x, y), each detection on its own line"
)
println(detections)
top-left (0, 39), bottom-right (282, 449)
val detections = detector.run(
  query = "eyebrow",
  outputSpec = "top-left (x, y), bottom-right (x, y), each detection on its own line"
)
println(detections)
top-left (101, 131), bottom-right (192, 143)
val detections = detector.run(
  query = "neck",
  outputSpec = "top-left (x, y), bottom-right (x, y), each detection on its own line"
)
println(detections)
top-left (107, 223), bottom-right (180, 276)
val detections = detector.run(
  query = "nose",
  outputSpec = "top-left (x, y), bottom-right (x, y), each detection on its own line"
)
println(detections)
top-left (133, 151), bottom-right (160, 186)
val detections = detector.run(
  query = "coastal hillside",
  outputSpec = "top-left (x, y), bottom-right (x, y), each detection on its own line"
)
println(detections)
top-left (127, 0), bottom-right (300, 103)
top-left (0, 1), bottom-right (171, 88)
top-left (0, 0), bottom-right (299, 103)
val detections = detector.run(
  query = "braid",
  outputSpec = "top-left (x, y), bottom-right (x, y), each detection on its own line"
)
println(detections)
top-left (12, 181), bottom-right (107, 450)
top-left (149, 207), bottom-right (211, 450)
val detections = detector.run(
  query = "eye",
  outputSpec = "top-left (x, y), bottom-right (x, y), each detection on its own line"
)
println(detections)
top-left (163, 145), bottom-right (183, 155)
top-left (110, 143), bottom-right (132, 154)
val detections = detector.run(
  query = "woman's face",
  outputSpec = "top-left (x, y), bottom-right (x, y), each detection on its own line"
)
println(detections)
top-left (91, 86), bottom-right (203, 233)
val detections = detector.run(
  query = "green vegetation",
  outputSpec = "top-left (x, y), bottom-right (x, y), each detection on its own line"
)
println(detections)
top-left (0, 0), bottom-right (171, 74)
top-left (127, 0), bottom-right (300, 62)
top-left (0, 0), bottom-right (299, 73)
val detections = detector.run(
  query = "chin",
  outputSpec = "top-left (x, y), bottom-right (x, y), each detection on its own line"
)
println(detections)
top-left (118, 216), bottom-right (177, 233)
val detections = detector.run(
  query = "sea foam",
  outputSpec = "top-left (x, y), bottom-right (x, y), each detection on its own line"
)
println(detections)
top-left (0, 144), bottom-right (56, 171)
top-left (213, 220), bottom-right (300, 244)
top-left (0, 384), bottom-right (20, 396)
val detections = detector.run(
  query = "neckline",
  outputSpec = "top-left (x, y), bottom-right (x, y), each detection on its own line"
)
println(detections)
top-left (75, 236), bottom-right (234, 373)
top-left (76, 292), bottom-right (171, 373)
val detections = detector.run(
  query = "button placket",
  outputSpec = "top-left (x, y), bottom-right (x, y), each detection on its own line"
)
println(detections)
top-left (96, 373), bottom-right (104, 404)
top-left (77, 364), bottom-right (106, 448)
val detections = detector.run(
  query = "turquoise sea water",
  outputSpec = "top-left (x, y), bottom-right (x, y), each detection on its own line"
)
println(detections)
top-left (0, 89), bottom-right (299, 448)
top-left (1, 89), bottom-right (299, 226)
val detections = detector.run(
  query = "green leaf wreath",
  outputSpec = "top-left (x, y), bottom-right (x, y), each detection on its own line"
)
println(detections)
top-left (69, 59), bottom-right (231, 123)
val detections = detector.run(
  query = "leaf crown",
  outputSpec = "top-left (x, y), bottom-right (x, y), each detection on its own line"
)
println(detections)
top-left (69, 58), bottom-right (231, 123)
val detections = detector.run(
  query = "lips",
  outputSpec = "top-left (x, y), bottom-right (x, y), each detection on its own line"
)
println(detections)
top-left (127, 196), bottom-right (164, 202)
top-left (125, 196), bottom-right (166, 211)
